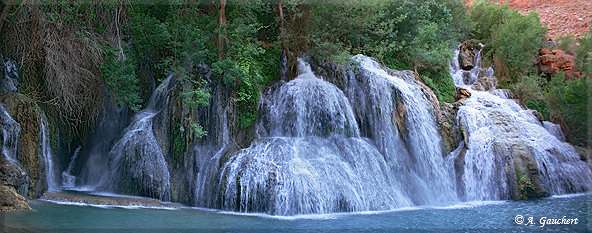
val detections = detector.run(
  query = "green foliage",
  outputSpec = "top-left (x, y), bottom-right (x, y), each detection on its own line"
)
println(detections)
top-left (100, 46), bottom-right (143, 112)
top-left (278, 0), bottom-right (469, 103)
top-left (125, 3), bottom-right (218, 138)
top-left (518, 173), bottom-right (535, 199)
top-left (574, 29), bottom-right (592, 77)
top-left (176, 66), bottom-right (211, 111)
top-left (513, 74), bottom-right (546, 104)
top-left (492, 12), bottom-right (546, 80)
top-left (470, 0), bottom-right (546, 81)
top-left (546, 73), bottom-right (590, 146)
top-left (189, 122), bottom-right (207, 139)
top-left (173, 123), bottom-right (186, 160)
top-left (419, 69), bottom-right (456, 103)
top-left (556, 35), bottom-right (576, 54)
top-left (470, 0), bottom-right (517, 46)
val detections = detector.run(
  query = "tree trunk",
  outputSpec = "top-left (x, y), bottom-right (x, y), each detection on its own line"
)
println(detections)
top-left (279, 0), bottom-right (288, 56)
top-left (218, 0), bottom-right (227, 61)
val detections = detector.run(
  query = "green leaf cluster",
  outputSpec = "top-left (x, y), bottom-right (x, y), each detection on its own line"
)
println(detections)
top-left (100, 46), bottom-right (143, 112)
top-left (470, 0), bottom-right (546, 81)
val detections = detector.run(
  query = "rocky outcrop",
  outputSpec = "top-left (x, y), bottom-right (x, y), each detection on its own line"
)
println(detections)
top-left (467, 109), bottom-right (548, 200)
top-left (458, 41), bottom-right (480, 70)
top-left (574, 146), bottom-right (592, 170)
top-left (455, 87), bottom-right (471, 102)
top-left (493, 138), bottom-right (548, 199)
top-left (0, 185), bottom-right (31, 211)
top-left (0, 92), bottom-right (47, 199)
top-left (0, 158), bottom-right (28, 196)
top-left (471, 75), bottom-right (498, 91)
top-left (438, 103), bottom-right (461, 155)
top-left (538, 48), bottom-right (580, 79)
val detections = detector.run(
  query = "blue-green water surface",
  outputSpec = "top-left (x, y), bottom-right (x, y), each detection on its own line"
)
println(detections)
top-left (2, 193), bottom-right (590, 232)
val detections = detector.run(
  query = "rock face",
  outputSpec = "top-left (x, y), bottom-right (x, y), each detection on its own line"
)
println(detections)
top-left (538, 48), bottom-right (579, 79)
top-left (0, 185), bottom-right (31, 211)
top-left (0, 158), bottom-right (28, 196)
top-left (438, 102), bottom-right (461, 155)
top-left (455, 87), bottom-right (471, 102)
top-left (471, 75), bottom-right (498, 92)
top-left (458, 41), bottom-right (480, 70)
top-left (0, 92), bottom-right (48, 199)
top-left (101, 77), bottom-right (173, 201)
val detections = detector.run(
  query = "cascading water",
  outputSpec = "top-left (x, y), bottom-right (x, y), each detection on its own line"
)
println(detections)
top-left (61, 146), bottom-right (81, 189)
top-left (200, 58), bottom-right (458, 215)
top-left (194, 106), bottom-right (231, 208)
top-left (448, 45), bottom-right (591, 200)
top-left (0, 53), bottom-right (19, 92)
top-left (40, 116), bottom-right (58, 192)
top-left (349, 55), bottom-right (457, 204)
top-left (97, 75), bottom-right (173, 201)
top-left (0, 103), bottom-right (20, 162)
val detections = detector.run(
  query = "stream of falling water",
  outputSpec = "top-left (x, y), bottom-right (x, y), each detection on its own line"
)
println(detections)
top-left (448, 45), bottom-right (591, 200)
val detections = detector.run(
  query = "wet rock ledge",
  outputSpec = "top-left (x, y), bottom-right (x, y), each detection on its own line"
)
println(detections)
top-left (41, 191), bottom-right (183, 209)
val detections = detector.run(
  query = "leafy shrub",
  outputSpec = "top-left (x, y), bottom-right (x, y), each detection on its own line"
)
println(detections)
top-left (574, 29), bottom-right (592, 77)
top-left (492, 11), bottom-right (546, 81)
top-left (101, 46), bottom-right (143, 112)
top-left (471, 0), bottom-right (546, 82)
top-left (419, 69), bottom-right (456, 104)
top-left (546, 73), bottom-right (590, 146)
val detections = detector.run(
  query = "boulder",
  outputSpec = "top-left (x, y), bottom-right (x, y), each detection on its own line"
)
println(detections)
top-left (393, 99), bottom-right (407, 135)
top-left (488, 111), bottom-right (549, 200)
top-left (458, 41), bottom-right (480, 70)
top-left (455, 87), bottom-right (471, 102)
top-left (438, 102), bottom-right (460, 155)
top-left (0, 185), bottom-right (31, 211)
top-left (574, 146), bottom-right (592, 170)
top-left (538, 48), bottom-right (580, 79)
top-left (530, 110), bottom-right (544, 122)
top-left (471, 75), bottom-right (498, 91)
top-left (0, 157), bottom-right (28, 196)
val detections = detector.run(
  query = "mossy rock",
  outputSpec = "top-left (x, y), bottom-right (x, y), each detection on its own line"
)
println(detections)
top-left (0, 92), bottom-right (46, 199)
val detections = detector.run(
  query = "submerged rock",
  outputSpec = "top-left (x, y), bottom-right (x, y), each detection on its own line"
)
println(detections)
top-left (41, 191), bottom-right (182, 208)
top-left (0, 185), bottom-right (31, 211)
top-left (471, 75), bottom-right (498, 91)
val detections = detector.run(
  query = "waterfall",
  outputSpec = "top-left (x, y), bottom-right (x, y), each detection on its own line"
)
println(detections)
top-left (98, 75), bottom-right (173, 201)
top-left (265, 58), bottom-right (360, 138)
top-left (0, 104), bottom-right (20, 162)
top-left (0, 53), bottom-right (19, 92)
top-left (351, 55), bottom-right (457, 204)
top-left (61, 146), bottom-right (81, 189)
top-left (40, 116), bottom-right (58, 192)
top-left (201, 58), bottom-right (460, 215)
top-left (449, 45), bottom-right (592, 200)
top-left (194, 106), bottom-right (230, 208)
